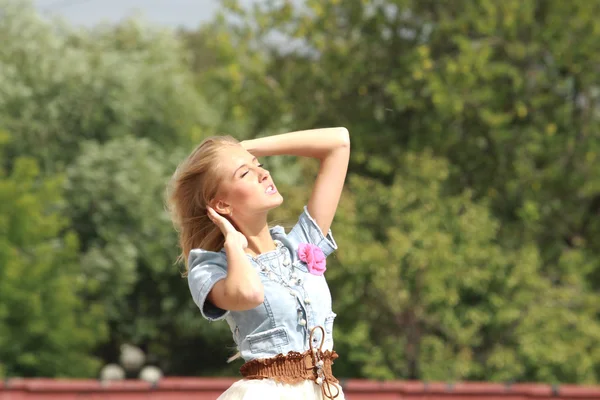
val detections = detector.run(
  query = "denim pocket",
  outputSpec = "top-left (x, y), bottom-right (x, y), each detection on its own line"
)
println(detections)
top-left (247, 327), bottom-right (289, 354)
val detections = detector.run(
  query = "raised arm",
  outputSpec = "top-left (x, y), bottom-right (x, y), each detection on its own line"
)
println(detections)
top-left (242, 127), bottom-right (350, 233)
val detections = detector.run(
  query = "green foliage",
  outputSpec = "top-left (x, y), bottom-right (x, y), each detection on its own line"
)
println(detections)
top-left (63, 135), bottom-right (244, 376)
top-left (65, 137), bottom-right (177, 323)
top-left (0, 136), bottom-right (107, 377)
top-left (0, 0), bottom-right (224, 377)
top-left (1, 0), bottom-right (600, 384)
top-left (194, 0), bottom-right (600, 383)
top-left (0, 0), bottom-right (211, 171)
top-left (329, 153), bottom-right (600, 383)
top-left (62, 136), bottom-right (230, 376)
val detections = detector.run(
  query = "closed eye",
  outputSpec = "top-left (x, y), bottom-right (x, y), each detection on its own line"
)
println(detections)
top-left (240, 163), bottom-right (265, 178)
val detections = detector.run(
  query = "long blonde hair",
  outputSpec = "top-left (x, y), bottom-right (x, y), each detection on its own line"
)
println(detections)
top-left (167, 136), bottom-right (240, 273)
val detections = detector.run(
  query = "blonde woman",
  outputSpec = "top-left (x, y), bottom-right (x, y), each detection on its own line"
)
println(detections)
top-left (168, 128), bottom-right (350, 399)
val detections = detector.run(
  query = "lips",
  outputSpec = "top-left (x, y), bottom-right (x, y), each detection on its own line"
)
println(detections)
top-left (265, 184), bottom-right (278, 194)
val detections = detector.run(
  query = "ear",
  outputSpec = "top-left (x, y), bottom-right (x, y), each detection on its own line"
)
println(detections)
top-left (212, 199), bottom-right (232, 216)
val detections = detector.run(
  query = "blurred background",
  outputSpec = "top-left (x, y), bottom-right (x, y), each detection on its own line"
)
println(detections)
top-left (1, 0), bottom-right (599, 388)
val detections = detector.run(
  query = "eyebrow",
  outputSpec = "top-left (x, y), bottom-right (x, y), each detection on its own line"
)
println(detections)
top-left (233, 157), bottom-right (257, 177)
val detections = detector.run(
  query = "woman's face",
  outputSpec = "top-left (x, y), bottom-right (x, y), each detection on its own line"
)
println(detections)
top-left (213, 145), bottom-right (283, 218)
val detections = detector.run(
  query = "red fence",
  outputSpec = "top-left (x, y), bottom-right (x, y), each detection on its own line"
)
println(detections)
top-left (1, 378), bottom-right (600, 400)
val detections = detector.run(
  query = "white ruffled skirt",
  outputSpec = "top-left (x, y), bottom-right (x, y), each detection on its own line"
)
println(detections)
top-left (217, 379), bottom-right (345, 400)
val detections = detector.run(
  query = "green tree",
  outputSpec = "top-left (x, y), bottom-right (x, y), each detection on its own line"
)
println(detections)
top-left (210, 0), bottom-right (600, 273)
top-left (329, 153), bottom-right (600, 383)
top-left (0, 133), bottom-right (107, 377)
top-left (0, 0), bottom-right (226, 376)
top-left (1, 0), bottom-right (598, 382)
top-left (0, 0), bottom-right (212, 172)
top-left (183, 0), bottom-right (600, 383)
top-left (64, 136), bottom-right (241, 376)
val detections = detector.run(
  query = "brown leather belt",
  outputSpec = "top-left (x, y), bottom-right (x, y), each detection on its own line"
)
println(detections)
top-left (240, 326), bottom-right (341, 399)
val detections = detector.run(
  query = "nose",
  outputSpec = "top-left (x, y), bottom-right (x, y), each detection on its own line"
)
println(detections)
top-left (258, 167), bottom-right (269, 182)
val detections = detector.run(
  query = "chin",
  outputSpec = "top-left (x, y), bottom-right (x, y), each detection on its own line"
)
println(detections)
top-left (270, 194), bottom-right (284, 209)
top-left (248, 193), bottom-right (283, 214)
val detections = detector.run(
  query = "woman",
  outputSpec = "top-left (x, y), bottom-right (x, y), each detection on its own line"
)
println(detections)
top-left (168, 127), bottom-right (350, 399)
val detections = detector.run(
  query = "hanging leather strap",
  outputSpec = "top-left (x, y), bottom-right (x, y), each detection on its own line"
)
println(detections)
top-left (308, 326), bottom-right (340, 399)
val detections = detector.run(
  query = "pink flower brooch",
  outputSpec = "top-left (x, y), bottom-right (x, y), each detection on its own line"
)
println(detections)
top-left (297, 243), bottom-right (326, 276)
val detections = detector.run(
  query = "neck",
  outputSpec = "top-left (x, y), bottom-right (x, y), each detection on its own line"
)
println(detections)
top-left (233, 213), bottom-right (275, 256)
top-left (245, 225), bottom-right (276, 257)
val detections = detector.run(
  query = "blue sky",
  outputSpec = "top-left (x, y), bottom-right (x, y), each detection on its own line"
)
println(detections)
top-left (34, 0), bottom-right (229, 28)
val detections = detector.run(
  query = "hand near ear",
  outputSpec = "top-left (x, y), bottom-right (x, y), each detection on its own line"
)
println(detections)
top-left (207, 206), bottom-right (248, 250)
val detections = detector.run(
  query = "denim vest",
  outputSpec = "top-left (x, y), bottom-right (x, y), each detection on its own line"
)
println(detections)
top-left (187, 207), bottom-right (338, 362)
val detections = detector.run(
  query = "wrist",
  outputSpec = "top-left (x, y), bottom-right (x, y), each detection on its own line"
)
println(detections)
top-left (224, 238), bottom-right (244, 251)
top-left (240, 139), bottom-right (261, 156)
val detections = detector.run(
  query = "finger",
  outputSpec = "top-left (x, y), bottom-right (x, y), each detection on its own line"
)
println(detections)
top-left (207, 207), bottom-right (223, 224)
top-left (208, 209), bottom-right (224, 223)
top-left (207, 206), bottom-right (230, 230)
top-left (206, 206), bottom-right (216, 220)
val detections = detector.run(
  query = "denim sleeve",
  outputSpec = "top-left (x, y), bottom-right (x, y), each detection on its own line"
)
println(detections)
top-left (187, 249), bottom-right (229, 322)
top-left (288, 206), bottom-right (338, 257)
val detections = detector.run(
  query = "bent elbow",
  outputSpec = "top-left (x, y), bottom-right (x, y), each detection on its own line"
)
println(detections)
top-left (336, 127), bottom-right (350, 149)
top-left (241, 286), bottom-right (264, 309)
top-left (252, 291), bottom-right (265, 308)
